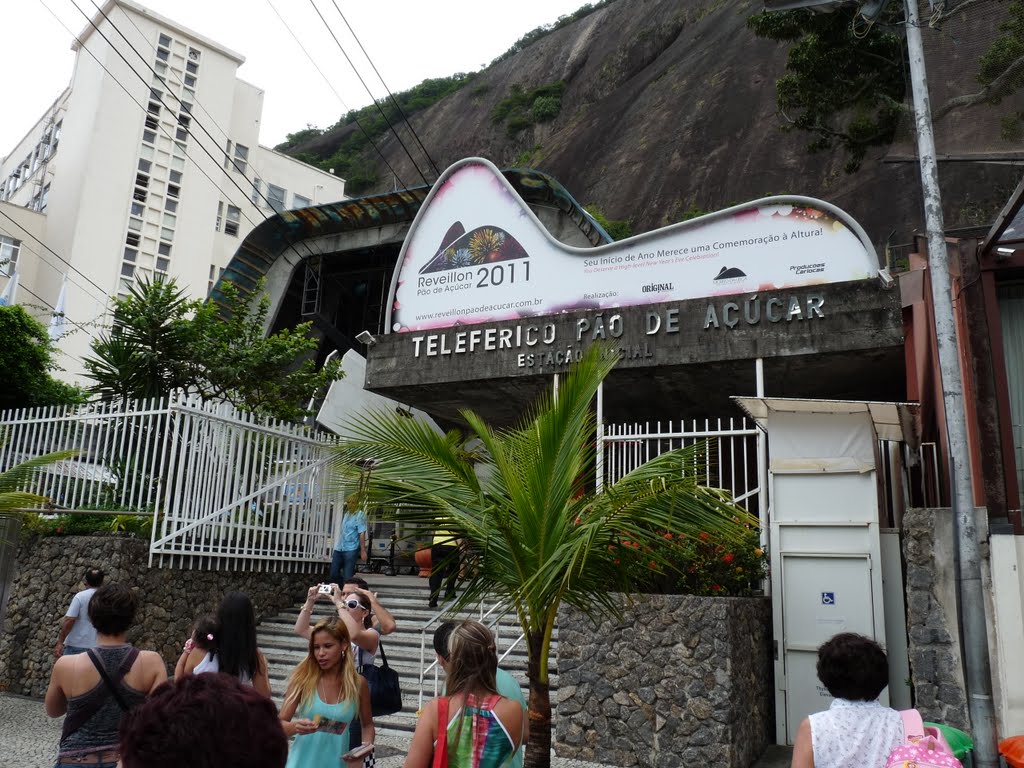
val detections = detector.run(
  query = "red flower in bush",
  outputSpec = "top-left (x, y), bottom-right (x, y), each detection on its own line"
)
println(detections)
top-left (723, 553), bottom-right (735, 564)
top-left (711, 584), bottom-right (723, 592)
top-left (698, 532), bottom-right (711, 541)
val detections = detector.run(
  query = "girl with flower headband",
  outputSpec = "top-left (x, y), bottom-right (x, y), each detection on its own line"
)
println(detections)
top-left (173, 614), bottom-right (217, 679)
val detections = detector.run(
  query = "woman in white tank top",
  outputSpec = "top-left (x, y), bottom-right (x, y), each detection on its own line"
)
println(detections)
top-left (791, 633), bottom-right (904, 768)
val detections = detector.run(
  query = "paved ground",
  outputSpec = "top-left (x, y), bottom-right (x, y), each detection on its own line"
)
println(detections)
top-left (0, 691), bottom-right (793, 768)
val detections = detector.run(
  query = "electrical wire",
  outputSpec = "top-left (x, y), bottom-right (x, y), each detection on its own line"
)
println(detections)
top-left (0, 207), bottom-right (112, 302)
top-left (264, 0), bottom-right (409, 192)
top-left (67, 0), bottom-right (324, 274)
top-left (113, 6), bottom-right (230, 146)
top-left (39, 0), bottom-right (265, 238)
top-left (305, 0), bottom-right (432, 186)
top-left (0, 220), bottom-right (110, 307)
top-left (325, 0), bottom-right (440, 178)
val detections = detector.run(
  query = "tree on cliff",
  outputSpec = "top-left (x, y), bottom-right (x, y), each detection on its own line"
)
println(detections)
top-left (747, 5), bottom-right (907, 172)
top-left (331, 345), bottom-right (754, 768)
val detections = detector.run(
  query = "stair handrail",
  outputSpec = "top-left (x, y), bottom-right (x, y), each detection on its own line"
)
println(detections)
top-left (415, 596), bottom-right (525, 711)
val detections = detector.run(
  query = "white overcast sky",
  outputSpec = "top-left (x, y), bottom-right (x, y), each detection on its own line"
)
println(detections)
top-left (2, 0), bottom-right (591, 153)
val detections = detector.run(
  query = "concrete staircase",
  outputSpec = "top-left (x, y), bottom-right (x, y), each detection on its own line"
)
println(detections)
top-left (257, 573), bottom-right (550, 739)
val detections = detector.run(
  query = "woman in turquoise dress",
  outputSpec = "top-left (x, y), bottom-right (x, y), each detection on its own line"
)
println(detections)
top-left (280, 617), bottom-right (374, 767)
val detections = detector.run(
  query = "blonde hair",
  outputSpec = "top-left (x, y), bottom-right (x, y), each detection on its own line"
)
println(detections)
top-left (284, 618), bottom-right (361, 711)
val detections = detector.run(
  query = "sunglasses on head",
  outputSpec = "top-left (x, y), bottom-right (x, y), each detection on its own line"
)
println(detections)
top-left (344, 597), bottom-right (365, 610)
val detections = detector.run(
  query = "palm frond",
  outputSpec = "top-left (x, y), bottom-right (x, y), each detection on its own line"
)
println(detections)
top-left (0, 449), bottom-right (79, 494)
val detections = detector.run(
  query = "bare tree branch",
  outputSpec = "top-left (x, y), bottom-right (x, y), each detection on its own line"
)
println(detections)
top-left (933, 54), bottom-right (1024, 120)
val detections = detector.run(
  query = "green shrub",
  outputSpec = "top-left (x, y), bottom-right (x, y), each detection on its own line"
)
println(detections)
top-left (531, 95), bottom-right (562, 123)
top-left (584, 204), bottom-right (634, 241)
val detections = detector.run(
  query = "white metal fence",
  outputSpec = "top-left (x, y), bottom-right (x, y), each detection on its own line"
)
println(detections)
top-left (597, 417), bottom-right (765, 517)
top-left (0, 396), bottom-right (340, 572)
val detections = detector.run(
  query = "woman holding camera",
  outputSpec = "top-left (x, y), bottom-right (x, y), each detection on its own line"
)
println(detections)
top-left (280, 617), bottom-right (374, 767)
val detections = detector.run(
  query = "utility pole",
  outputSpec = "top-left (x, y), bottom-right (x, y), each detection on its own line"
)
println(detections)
top-left (903, 1), bottom-right (998, 764)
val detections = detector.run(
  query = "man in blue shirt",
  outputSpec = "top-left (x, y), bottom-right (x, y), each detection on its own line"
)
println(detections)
top-left (331, 496), bottom-right (368, 583)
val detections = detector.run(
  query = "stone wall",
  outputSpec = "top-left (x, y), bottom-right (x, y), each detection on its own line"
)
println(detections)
top-left (902, 507), bottom-right (969, 730)
top-left (556, 594), bottom-right (772, 768)
top-left (0, 534), bottom-right (321, 697)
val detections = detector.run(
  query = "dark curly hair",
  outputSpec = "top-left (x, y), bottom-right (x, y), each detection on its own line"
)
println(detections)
top-left (816, 632), bottom-right (889, 701)
top-left (87, 583), bottom-right (138, 636)
top-left (432, 620), bottom-right (458, 661)
top-left (119, 673), bottom-right (287, 768)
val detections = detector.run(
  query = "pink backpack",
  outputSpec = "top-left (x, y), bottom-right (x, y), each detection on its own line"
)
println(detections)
top-left (885, 709), bottom-right (962, 768)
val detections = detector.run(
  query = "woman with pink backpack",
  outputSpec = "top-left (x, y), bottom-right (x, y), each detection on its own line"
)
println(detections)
top-left (791, 633), bottom-right (961, 768)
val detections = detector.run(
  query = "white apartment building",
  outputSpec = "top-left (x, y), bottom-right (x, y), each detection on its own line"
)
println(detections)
top-left (0, 0), bottom-right (346, 380)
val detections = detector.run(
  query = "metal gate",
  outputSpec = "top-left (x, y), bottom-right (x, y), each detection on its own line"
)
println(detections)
top-left (596, 416), bottom-right (767, 521)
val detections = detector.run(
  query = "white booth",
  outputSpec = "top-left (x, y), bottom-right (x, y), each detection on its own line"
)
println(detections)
top-left (733, 397), bottom-right (916, 744)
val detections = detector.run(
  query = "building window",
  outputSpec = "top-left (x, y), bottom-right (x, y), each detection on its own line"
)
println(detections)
top-left (39, 184), bottom-right (49, 212)
top-left (156, 257), bottom-right (170, 273)
top-left (165, 199), bottom-right (178, 213)
top-left (223, 140), bottom-right (233, 170)
top-left (232, 144), bottom-right (248, 175)
top-left (215, 201), bottom-right (223, 232)
top-left (177, 114), bottom-right (190, 128)
top-left (156, 47), bottom-right (169, 62)
top-left (160, 227), bottom-right (174, 242)
top-left (145, 115), bottom-right (158, 131)
top-left (143, 129), bottom-right (156, 144)
top-left (267, 184), bottom-right (286, 212)
top-left (147, 101), bottom-right (160, 115)
top-left (293, 194), bottom-right (311, 209)
top-left (126, 232), bottom-right (141, 247)
top-left (121, 262), bottom-right (135, 278)
top-left (138, 159), bottom-right (152, 173)
top-left (251, 178), bottom-right (261, 205)
top-left (176, 127), bottom-right (188, 142)
top-left (158, 33), bottom-right (172, 47)
top-left (184, 74), bottom-right (196, 88)
top-left (169, 170), bottom-right (182, 184)
top-left (225, 205), bottom-right (240, 236)
top-left (186, 61), bottom-right (198, 75)
top-left (188, 47), bottom-right (201, 61)
top-left (158, 242), bottom-right (171, 256)
top-left (0, 236), bottom-right (19, 276)
top-left (167, 183), bottom-right (180, 198)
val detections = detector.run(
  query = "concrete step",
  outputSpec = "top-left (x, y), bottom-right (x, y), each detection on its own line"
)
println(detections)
top-left (255, 574), bottom-right (556, 739)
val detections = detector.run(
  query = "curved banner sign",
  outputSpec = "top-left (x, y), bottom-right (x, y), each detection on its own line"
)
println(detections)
top-left (386, 157), bottom-right (882, 333)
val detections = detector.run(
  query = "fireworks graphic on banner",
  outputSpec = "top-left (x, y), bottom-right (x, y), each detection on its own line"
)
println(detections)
top-left (418, 223), bottom-right (529, 274)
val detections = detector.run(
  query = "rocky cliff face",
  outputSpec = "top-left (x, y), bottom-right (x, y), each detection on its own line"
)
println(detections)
top-left (289, 0), bottom-right (1020, 248)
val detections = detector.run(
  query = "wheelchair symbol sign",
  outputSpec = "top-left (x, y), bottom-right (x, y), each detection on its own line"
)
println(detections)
top-left (821, 592), bottom-right (835, 605)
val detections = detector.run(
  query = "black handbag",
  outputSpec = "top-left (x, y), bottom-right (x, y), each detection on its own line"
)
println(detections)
top-left (358, 642), bottom-right (403, 717)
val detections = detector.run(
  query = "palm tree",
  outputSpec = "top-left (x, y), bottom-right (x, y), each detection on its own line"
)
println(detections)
top-left (333, 345), bottom-right (755, 768)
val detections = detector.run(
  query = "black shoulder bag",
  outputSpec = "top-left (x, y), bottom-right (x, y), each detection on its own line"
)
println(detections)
top-left (358, 642), bottom-right (403, 717)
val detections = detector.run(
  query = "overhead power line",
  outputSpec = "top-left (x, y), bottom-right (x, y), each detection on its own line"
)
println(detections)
top-left (265, 0), bottom-right (411, 193)
top-left (305, 0), bottom-right (433, 187)
top-left (0, 206), bottom-right (112, 303)
top-left (64, 0), bottom-right (323, 273)
top-left (326, 0), bottom-right (440, 179)
top-left (0, 219), bottom-right (109, 307)
top-left (40, 0), bottom-right (265, 237)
